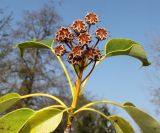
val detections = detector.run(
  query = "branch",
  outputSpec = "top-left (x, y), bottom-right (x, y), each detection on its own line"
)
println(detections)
top-left (82, 61), bottom-right (96, 83)
top-left (93, 39), bottom-right (100, 48)
top-left (21, 93), bottom-right (67, 108)
top-left (50, 48), bottom-right (74, 98)
top-left (74, 100), bottom-right (122, 114)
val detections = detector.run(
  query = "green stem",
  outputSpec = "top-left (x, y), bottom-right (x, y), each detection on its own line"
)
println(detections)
top-left (64, 69), bottom-right (83, 133)
top-left (81, 61), bottom-right (96, 83)
top-left (71, 70), bottom-right (83, 109)
top-left (50, 48), bottom-right (74, 98)
top-left (21, 93), bottom-right (67, 108)
top-left (81, 55), bottom-right (107, 91)
top-left (74, 100), bottom-right (122, 114)
top-left (64, 110), bottom-right (74, 133)
top-left (74, 107), bottom-right (110, 120)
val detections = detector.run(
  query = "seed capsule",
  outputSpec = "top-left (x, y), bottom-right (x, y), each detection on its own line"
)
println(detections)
top-left (71, 20), bottom-right (87, 33)
top-left (54, 45), bottom-right (66, 56)
top-left (78, 32), bottom-right (92, 46)
top-left (95, 28), bottom-right (108, 40)
top-left (68, 52), bottom-right (82, 65)
top-left (55, 27), bottom-right (73, 42)
top-left (85, 12), bottom-right (99, 25)
top-left (72, 46), bottom-right (83, 58)
top-left (85, 47), bottom-right (102, 61)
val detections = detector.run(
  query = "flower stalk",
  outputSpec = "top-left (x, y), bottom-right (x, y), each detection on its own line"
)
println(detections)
top-left (64, 69), bottom-right (83, 133)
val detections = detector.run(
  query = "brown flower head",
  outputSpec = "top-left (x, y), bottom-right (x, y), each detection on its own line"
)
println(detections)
top-left (85, 12), bottom-right (99, 25)
top-left (54, 44), bottom-right (66, 56)
top-left (71, 20), bottom-right (87, 33)
top-left (78, 32), bottom-right (92, 46)
top-left (68, 52), bottom-right (82, 65)
top-left (55, 27), bottom-right (73, 42)
top-left (86, 48), bottom-right (102, 61)
top-left (72, 46), bottom-right (83, 58)
top-left (95, 28), bottom-right (108, 40)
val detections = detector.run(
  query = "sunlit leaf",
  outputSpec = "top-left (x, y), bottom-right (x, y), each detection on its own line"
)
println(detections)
top-left (0, 92), bottom-right (66, 114)
top-left (122, 102), bottom-right (160, 133)
top-left (76, 107), bottom-right (134, 133)
top-left (0, 93), bottom-right (21, 113)
top-left (20, 108), bottom-right (63, 133)
top-left (0, 108), bottom-right (35, 133)
top-left (15, 38), bottom-right (54, 57)
top-left (105, 38), bottom-right (150, 66)
top-left (79, 100), bottom-right (160, 133)
top-left (109, 115), bottom-right (134, 133)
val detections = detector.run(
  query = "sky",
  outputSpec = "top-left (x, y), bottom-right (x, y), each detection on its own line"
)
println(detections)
top-left (1, 0), bottom-right (160, 128)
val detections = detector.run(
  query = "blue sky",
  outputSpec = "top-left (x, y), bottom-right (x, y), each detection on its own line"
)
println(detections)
top-left (1, 0), bottom-right (160, 124)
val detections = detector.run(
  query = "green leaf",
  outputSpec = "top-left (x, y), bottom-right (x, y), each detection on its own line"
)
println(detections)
top-left (109, 115), bottom-right (134, 133)
top-left (20, 108), bottom-right (63, 133)
top-left (0, 108), bottom-right (35, 133)
top-left (15, 38), bottom-right (54, 57)
top-left (79, 100), bottom-right (160, 133)
top-left (76, 107), bottom-right (134, 133)
top-left (122, 102), bottom-right (160, 133)
top-left (0, 93), bottom-right (21, 113)
top-left (105, 38), bottom-right (150, 66)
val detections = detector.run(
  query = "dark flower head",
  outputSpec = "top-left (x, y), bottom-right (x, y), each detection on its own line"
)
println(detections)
top-left (85, 12), bottom-right (99, 25)
top-left (54, 12), bottom-right (106, 66)
top-left (68, 52), bottom-right (82, 65)
top-left (86, 47), bottom-right (102, 61)
top-left (55, 27), bottom-right (73, 42)
top-left (78, 32), bottom-right (92, 46)
top-left (54, 44), bottom-right (66, 56)
top-left (95, 28), bottom-right (108, 40)
top-left (72, 46), bottom-right (83, 58)
top-left (71, 20), bottom-right (87, 33)
top-left (68, 46), bottom-right (84, 65)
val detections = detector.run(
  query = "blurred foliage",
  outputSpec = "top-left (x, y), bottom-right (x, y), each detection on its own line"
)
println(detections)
top-left (149, 36), bottom-right (160, 116)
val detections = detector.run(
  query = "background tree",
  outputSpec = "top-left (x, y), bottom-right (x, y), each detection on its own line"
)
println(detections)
top-left (149, 36), bottom-right (160, 116)
top-left (0, 9), bottom-right (15, 94)
top-left (12, 2), bottom-right (69, 109)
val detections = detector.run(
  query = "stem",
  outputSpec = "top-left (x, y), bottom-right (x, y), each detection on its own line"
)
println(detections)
top-left (50, 105), bottom-right (67, 109)
top-left (93, 39), bottom-right (100, 48)
top-left (71, 70), bottom-right (83, 108)
top-left (82, 61), bottom-right (96, 83)
top-left (65, 42), bottom-right (72, 50)
top-left (88, 24), bottom-right (91, 33)
top-left (70, 42), bottom-right (74, 48)
top-left (81, 56), bottom-right (106, 89)
top-left (64, 69), bottom-right (83, 133)
top-left (64, 127), bottom-right (71, 133)
top-left (74, 100), bottom-right (122, 114)
top-left (74, 107), bottom-right (110, 121)
top-left (73, 65), bottom-right (79, 78)
top-left (21, 93), bottom-right (67, 108)
top-left (83, 60), bottom-right (92, 68)
top-left (64, 110), bottom-right (74, 133)
top-left (50, 48), bottom-right (74, 98)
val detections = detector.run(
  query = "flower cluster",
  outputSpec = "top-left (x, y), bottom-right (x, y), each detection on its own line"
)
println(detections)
top-left (54, 12), bottom-right (108, 68)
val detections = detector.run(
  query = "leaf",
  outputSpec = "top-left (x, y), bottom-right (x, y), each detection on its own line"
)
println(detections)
top-left (105, 38), bottom-right (150, 66)
top-left (109, 115), bottom-right (134, 133)
top-left (0, 93), bottom-right (21, 113)
top-left (76, 107), bottom-right (134, 133)
top-left (15, 38), bottom-right (54, 57)
top-left (20, 108), bottom-right (63, 133)
top-left (79, 100), bottom-right (160, 133)
top-left (0, 108), bottom-right (35, 133)
top-left (122, 102), bottom-right (160, 133)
